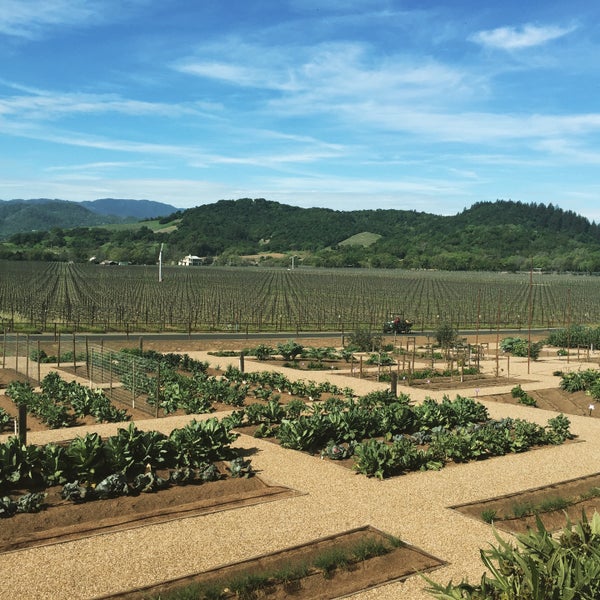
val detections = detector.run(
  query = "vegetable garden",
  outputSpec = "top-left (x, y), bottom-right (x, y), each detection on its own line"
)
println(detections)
top-left (0, 332), bottom-right (596, 599)
top-left (2, 260), bottom-right (600, 333)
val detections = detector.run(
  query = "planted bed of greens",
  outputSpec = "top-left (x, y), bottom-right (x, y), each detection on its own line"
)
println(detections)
top-left (0, 418), bottom-right (248, 519)
top-left (228, 384), bottom-right (574, 479)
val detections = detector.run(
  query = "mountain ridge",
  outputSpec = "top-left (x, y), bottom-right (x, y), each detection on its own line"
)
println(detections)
top-left (0, 198), bottom-right (180, 238)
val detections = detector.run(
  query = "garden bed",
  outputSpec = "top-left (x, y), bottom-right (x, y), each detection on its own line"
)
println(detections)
top-left (0, 472), bottom-right (298, 553)
top-left (101, 525), bottom-right (444, 600)
top-left (453, 472), bottom-right (600, 533)
top-left (481, 387), bottom-right (598, 418)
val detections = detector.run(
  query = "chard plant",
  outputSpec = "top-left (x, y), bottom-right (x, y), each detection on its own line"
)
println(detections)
top-left (169, 418), bottom-right (238, 467)
top-left (66, 432), bottom-right (105, 483)
top-left (353, 439), bottom-right (393, 479)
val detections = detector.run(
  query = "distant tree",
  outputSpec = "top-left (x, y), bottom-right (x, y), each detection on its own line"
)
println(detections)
top-left (347, 327), bottom-right (382, 352)
top-left (435, 323), bottom-right (456, 350)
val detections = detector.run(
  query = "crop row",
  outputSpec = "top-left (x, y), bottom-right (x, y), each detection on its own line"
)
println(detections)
top-left (0, 419), bottom-right (245, 517)
top-left (222, 388), bottom-right (572, 479)
top-left (3, 261), bottom-right (600, 332)
top-left (6, 373), bottom-right (130, 428)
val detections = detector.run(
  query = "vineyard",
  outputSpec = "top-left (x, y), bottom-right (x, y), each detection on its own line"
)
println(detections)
top-left (2, 260), bottom-right (600, 333)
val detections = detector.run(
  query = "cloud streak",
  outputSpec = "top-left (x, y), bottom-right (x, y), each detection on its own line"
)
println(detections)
top-left (471, 23), bottom-right (576, 50)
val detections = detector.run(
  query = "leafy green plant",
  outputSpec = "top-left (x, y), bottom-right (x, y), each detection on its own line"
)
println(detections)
top-left (347, 327), bottom-right (382, 352)
top-left (511, 384), bottom-right (537, 407)
top-left (66, 433), bottom-right (105, 483)
top-left (353, 439), bottom-right (393, 479)
top-left (253, 344), bottom-right (274, 360)
top-left (277, 340), bottom-right (304, 360)
top-left (366, 352), bottom-right (394, 366)
top-left (0, 437), bottom-right (41, 488)
top-left (424, 512), bottom-right (600, 599)
top-left (320, 440), bottom-right (355, 460)
top-left (276, 413), bottom-right (333, 452)
top-left (546, 413), bottom-right (573, 443)
top-left (500, 336), bottom-right (543, 360)
top-left (169, 418), bottom-right (238, 467)
top-left (228, 457), bottom-right (254, 478)
top-left (481, 509), bottom-right (497, 523)
top-left (94, 473), bottom-right (129, 499)
top-left (0, 408), bottom-right (13, 432)
top-left (39, 442), bottom-right (69, 486)
top-left (312, 547), bottom-right (351, 578)
top-left (130, 470), bottom-right (169, 494)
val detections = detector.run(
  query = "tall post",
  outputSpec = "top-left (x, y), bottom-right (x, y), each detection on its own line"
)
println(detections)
top-left (25, 335), bottom-right (30, 381)
top-left (85, 336), bottom-right (90, 380)
top-left (527, 263), bottom-right (533, 375)
top-left (475, 288), bottom-right (481, 350)
top-left (495, 293), bottom-right (501, 377)
top-left (18, 404), bottom-right (27, 445)
top-left (566, 287), bottom-right (571, 366)
top-left (132, 358), bottom-right (136, 409)
top-left (156, 363), bottom-right (161, 418)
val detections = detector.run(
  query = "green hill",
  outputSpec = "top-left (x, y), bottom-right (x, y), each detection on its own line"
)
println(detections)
top-left (0, 198), bottom-right (179, 239)
top-left (1, 198), bottom-right (600, 272)
top-left (338, 232), bottom-right (382, 247)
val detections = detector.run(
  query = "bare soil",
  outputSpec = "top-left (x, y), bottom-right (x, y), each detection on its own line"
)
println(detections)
top-left (481, 388), bottom-right (598, 419)
top-left (0, 473), bottom-right (298, 554)
top-left (454, 472), bottom-right (600, 534)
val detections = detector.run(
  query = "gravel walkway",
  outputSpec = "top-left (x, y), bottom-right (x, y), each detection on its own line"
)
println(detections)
top-left (1, 348), bottom-right (599, 600)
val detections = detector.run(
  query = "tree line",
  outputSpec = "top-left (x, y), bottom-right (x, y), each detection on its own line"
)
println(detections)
top-left (2, 198), bottom-right (600, 272)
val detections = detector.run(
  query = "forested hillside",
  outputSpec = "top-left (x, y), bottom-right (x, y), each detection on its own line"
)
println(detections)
top-left (1, 198), bottom-right (599, 272)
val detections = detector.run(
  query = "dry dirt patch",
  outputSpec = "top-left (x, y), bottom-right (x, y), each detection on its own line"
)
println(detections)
top-left (481, 388), bottom-right (598, 418)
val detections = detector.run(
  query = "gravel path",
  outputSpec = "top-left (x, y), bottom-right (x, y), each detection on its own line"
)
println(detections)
top-left (1, 347), bottom-right (599, 600)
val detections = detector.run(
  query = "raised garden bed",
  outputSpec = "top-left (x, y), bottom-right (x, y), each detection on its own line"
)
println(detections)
top-left (100, 525), bottom-right (445, 600)
top-left (0, 471), bottom-right (299, 554)
top-left (453, 472), bottom-right (600, 533)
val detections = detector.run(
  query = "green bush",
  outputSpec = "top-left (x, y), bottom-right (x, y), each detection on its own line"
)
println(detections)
top-left (347, 327), bottom-right (382, 352)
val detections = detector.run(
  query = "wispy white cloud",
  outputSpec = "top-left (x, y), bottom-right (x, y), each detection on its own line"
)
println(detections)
top-left (0, 0), bottom-right (148, 39)
top-left (44, 161), bottom-right (153, 173)
top-left (0, 88), bottom-right (198, 120)
top-left (471, 23), bottom-right (576, 50)
top-left (534, 139), bottom-right (600, 165)
top-left (348, 107), bottom-right (600, 144)
top-left (176, 61), bottom-right (299, 92)
top-left (177, 39), bottom-right (474, 110)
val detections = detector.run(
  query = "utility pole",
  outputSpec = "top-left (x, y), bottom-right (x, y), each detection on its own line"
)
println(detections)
top-left (158, 243), bottom-right (164, 283)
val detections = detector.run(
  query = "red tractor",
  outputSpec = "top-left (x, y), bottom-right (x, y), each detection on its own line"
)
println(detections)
top-left (383, 316), bottom-right (412, 334)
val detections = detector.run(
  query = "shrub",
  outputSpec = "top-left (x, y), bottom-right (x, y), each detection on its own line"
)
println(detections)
top-left (347, 327), bottom-right (382, 352)
top-left (425, 512), bottom-right (600, 599)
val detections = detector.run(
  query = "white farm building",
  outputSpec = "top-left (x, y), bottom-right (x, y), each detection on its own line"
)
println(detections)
top-left (178, 254), bottom-right (204, 266)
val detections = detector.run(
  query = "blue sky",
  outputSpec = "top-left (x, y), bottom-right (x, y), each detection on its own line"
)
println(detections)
top-left (2, 1), bottom-right (600, 221)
